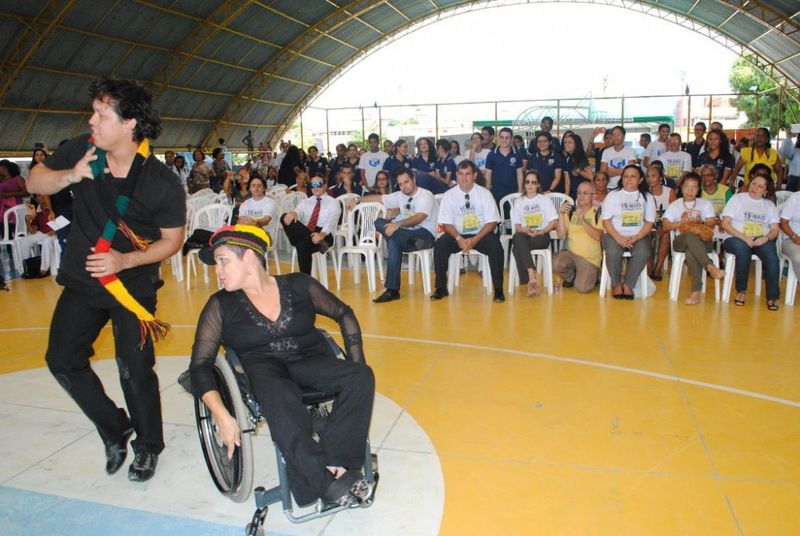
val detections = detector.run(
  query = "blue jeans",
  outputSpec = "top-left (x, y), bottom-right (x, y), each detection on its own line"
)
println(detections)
top-left (722, 236), bottom-right (780, 300)
top-left (375, 218), bottom-right (434, 291)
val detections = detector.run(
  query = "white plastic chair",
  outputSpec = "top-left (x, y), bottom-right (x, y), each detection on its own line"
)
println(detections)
top-left (546, 192), bottom-right (573, 251)
top-left (405, 248), bottom-right (433, 295)
top-left (721, 253), bottom-right (762, 302)
top-left (275, 192), bottom-right (307, 252)
top-left (667, 231), bottom-right (721, 302)
top-left (776, 190), bottom-right (792, 208)
top-left (507, 247), bottom-right (554, 295)
top-left (447, 250), bottom-right (492, 295)
top-left (335, 202), bottom-right (386, 293)
top-left (290, 248), bottom-right (339, 288)
top-left (784, 256), bottom-right (797, 306)
top-left (264, 217), bottom-right (282, 275)
top-left (498, 193), bottom-right (521, 267)
top-left (185, 204), bottom-right (232, 289)
top-left (0, 204), bottom-right (29, 274)
top-left (333, 193), bottom-right (362, 253)
top-left (268, 184), bottom-right (288, 195)
top-left (598, 251), bottom-right (653, 299)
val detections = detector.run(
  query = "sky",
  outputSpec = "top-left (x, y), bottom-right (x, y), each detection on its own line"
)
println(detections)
top-left (310, 3), bottom-right (739, 109)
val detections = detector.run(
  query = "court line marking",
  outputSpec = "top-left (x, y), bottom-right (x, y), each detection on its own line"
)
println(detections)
top-left (3, 326), bottom-right (798, 409)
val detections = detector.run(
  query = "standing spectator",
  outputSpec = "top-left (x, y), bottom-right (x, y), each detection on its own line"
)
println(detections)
top-left (462, 132), bottom-right (490, 170)
top-left (657, 133), bottom-right (693, 185)
top-left (188, 149), bottom-right (212, 193)
top-left (211, 147), bottom-right (234, 193)
top-left (731, 127), bottom-right (783, 190)
top-left (485, 127), bottom-right (523, 206)
top-left (685, 122), bottom-right (707, 168)
top-left (553, 181), bottom-right (604, 292)
top-left (383, 139), bottom-right (393, 155)
top-left (431, 160), bottom-right (504, 302)
top-left (779, 132), bottom-right (800, 192)
top-left (382, 138), bottom-right (413, 189)
top-left (527, 131), bottom-right (564, 193)
top-left (0, 160), bottom-right (27, 226)
top-left (328, 143), bottom-right (347, 187)
top-left (450, 140), bottom-right (463, 166)
top-left (163, 150), bottom-right (177, 173)
top-left (697, 129), bottom-right (735, 186)
top-left (480, 126), bottom-right (496, 150)
top-left (431, 139), bottom-right (457, 190)
top-left (600, 126), bottom-right (637, 189)
top-left (592, 128), bottom-right (613, 172)
top-left (642, 123), bottom-right (670, 169)
top-left (306, 146), bottom-right (329, 180)
top-left (513, 134), bottom-right (526, 156)
top-left (28, 147), bottom-right (48, 177)
top-left (529, 116), bottom-right (560, 153)
top-left (562, 132), bottom-right (593, 199)
top-left (358, 133), bottom-right (388, 188)
top-left (277, 145), bottom-right (303, 188)
top-left (216, 137), bottom-right (227, 154)
top-left (280, 178), bottom-right (341, 274)
top-left (412, 137), bottom-right (437, 175)
top-left (172, 155), bottom-right (189, 191)
top-left (346, 143), bottom-right (361, 181)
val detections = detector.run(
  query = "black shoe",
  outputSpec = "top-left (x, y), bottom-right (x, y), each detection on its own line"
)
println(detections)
top-left (128, 450), bottom-right (158, 482)
top-left (562, 279), bottom-right (574, 288)
top-left (373, 289), bottom-right (400, 303)
top-left (430, 288), bottom-right (449, 300)
top-left (104, 423), bottom-right (134, 475)
top-left (0, 281), bottom-right (8, 292)
top-left (493, 290), bottom-right (505, 303)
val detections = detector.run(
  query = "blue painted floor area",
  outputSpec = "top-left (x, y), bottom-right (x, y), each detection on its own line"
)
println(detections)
top-left (0, 486), bottom-right (293, 536)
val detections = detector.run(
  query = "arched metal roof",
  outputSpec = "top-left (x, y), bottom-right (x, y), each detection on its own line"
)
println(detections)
top-left (0, 0), bottom-right (798, 153)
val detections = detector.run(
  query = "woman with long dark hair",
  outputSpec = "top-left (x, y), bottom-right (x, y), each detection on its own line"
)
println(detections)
top-left (600, 164), bottom-right (656, 299)
top-left (696, 128), bottom-right (734, 186)
top-left (561, 133), bottom-right (593, 199)
top-left (278, 145), bottom-right (303, 187)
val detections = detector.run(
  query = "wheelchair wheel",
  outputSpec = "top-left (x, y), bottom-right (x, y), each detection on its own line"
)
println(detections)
top-left (194, 354), bottom-right (255, 503)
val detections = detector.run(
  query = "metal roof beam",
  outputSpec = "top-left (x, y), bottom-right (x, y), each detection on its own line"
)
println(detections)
top-left (0, 0), bottom-right (79, 107)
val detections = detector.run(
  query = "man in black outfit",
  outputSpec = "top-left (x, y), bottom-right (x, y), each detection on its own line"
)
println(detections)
top-left (27, 79), bottom-right (186, 482)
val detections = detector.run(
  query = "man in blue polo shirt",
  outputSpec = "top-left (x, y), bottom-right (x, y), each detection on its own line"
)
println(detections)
top-left (485, 127), bottom-right (523, 206)
top-left (526, 131), bottom-right (564, 193)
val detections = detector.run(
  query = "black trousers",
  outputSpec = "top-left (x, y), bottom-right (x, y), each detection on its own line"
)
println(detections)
top-left (281, 216), bottom-right (333, 275)
top-left (433, 233), bottom-right (504, 291)
top-left (243, 353), bottom-right (375, 505)
top-left (45, 288), bottom-right (164, 454)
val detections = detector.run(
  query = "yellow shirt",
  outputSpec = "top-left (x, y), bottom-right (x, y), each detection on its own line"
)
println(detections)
top-left (739, 147), bottom-right (778, 186)
top-left (701, 183), bottom-right (731, 216)
top-left (565, 206), bottom-right (604, 267)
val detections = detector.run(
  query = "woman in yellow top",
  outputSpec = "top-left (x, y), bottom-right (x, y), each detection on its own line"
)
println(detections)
top-left (730, 127), bottom-right (783, 190)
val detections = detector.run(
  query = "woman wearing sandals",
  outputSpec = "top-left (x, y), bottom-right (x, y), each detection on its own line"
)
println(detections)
top-left (511, 170), bottom-right (558, 297)
top-left (600, 165), bottom-right (657, 299)
top-left (188, 225), bottom-right (375, 507)
top-left (661, 173), bottom-right (726, 304)
top-left (721, 172), bottom-right (781, 310)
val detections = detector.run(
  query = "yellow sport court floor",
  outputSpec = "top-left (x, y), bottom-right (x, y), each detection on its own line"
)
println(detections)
top-left (0, 259), bottom-right (797, 535)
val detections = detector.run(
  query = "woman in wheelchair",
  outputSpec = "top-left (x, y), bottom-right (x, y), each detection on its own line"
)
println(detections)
top-left (188, 225), bottom-right (375, 508)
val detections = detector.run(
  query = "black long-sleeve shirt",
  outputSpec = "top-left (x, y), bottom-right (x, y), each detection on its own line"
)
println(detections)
top-left (189, 272), bottom-right (364, 398)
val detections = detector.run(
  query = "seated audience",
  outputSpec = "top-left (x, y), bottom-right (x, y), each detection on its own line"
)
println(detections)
top-left (645, 164), bottom-right (676, 281)
top-left (661, 173), bottom-right (725, 305)
top-left (17, 194), bottom-right (58, 277)
top-left (328, 163), bottom-right (364, 198)
top-left (601, 164), bottom-right (656, 299)
top-left (553, 181), bottom-right (604, 292)
top-left (592, 170), bottom-right (609, 207)
top-left (281, 178), bottom-right (341, 275)
top-left (431, 160), bottom-right (504, 302)
top-left (510, 170), bottom-right (558, 297)
top-left (359, 168), bottom-right (436, 303)
top-left (698, 163), bottom-right (732, 218)
top-left (721, 174), bottom-right (780, 310)
top-left (368, 170), bottom-right (392, 195)
top-left (237, 176), bottom-right (277, 230)
top-left (779, 190), bottom-right (800, 282)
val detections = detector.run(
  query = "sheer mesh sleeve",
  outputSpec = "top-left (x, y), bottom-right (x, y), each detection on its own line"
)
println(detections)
top-left (306, 276), bottom-right (366, 364)
top-left (189, 294), bottom-right (224, 397)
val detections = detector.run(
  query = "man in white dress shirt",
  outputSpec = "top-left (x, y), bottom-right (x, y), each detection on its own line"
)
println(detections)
top-left (280, 178), bottom-right (341, 274)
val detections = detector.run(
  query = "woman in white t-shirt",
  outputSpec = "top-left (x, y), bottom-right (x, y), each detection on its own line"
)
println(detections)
top-left (779, 190), bottom-right (800, 293)
top-left (463, 132), bottom-right (490, 170)
top-left (661, 173), bottom-right (725, 305)
top-left (510, 170), bottom-right (559, 296)
top-left (237, 176), bottom-right (278, 231)
top-left (721, 175), bottom-right (780, 310)
top-left (601, 165), bottom-right (657, 299)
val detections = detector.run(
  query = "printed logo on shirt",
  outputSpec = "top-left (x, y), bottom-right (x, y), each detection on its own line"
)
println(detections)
top-left (609, 158), bottom-right (626, 169)
top-left (548, 158), bottom-right (555, 166)
top-left (368, 159), bottom-right (381, 168)
top-left (510, 157), bottom-right (516, 164)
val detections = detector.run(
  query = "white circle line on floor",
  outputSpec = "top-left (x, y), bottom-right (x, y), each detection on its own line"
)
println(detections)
top-left (3, 325), bottom-right (797, 409)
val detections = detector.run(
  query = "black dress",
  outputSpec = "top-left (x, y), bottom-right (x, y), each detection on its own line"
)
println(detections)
top-left (189, 272), bottom-right (374, 504)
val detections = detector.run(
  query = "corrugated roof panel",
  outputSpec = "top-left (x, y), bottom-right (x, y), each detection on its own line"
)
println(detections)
top-left (152, 0), bottom-right (219, 20)
top-left (280, 56), bottom-right (326, 82)
top-left (654, 0), bottom-right (696, 13)
top-left (4, 70), bottom-right (64, 109)
top-left (303, 36), bottom-right (354, 65)
top-left (229, 4), bottom-right (280, 43)
top-left (750, 32), bottom-right (800, 66)
top-left (68, 40), bottom-right (130, 76)
top-left (99, 2), bottom-right (167, 44)
top-left (62, 0), bottom-right (119, 29)
top-left (158, 120), bottom-right (211, 148)
top-left (39, 76), bottom-right (93, 110)
top-left (762, 0), bottom-right (799, 20)
top-left (261, 16), bottom-right (306, 46)
top-left (113, 49), bottom-right (171, 81)
top-left (0, 111), bottom-right (31, 149)
top-left (205, 33), bottom-right (254, 65)
top-left (30, 30), bottom-right (86, 67)
top-left (391, 0), bottom-right (437, 20)
top-left (359, 5), bottom-right (408, 35)
top-left (21, 113), bottom-right (86, 152)
top-left (328, 19), bottom-right (381, 49)
top-left (138, 11), bottom-right (196, 49)
top-left (781, 60), bottom-right (800, 87)
top-left (267, 0), bottom-right (335, 25)
top-left (720, 12), bottom-right (769, 44)
top-left (4, 0), bottom-right (49, 18)
top-left (690, 0), bottom-right (736, 28)
top-left (0, 16), bottom-right (25, 58)
top-left (201, 96), bottom-right (233, 120)
top-left (162, 92), bottom-right (209, 118)
top-left (236, 44), bottom-right (279, 71)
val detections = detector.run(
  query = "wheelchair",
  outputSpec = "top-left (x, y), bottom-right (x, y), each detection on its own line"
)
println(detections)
top-left (180, 329), bottom-right (378, 536)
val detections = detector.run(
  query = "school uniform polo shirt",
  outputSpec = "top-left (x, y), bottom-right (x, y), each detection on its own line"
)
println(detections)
top-left (527, 151), bottom-right (563, 192)
top-left (411, 155), bottom-right (436, 174)
top-left (382, 155), bottom-right (413, 188)
top-left (486, 147), bottom-right (523, 202)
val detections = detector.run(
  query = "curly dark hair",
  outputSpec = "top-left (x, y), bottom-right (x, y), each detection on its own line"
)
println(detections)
top-left (89, 78), bottom-right (161, 142)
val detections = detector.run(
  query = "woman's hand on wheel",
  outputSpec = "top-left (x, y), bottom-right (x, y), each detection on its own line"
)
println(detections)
top-left (215, 412), bottom-right (241, 460)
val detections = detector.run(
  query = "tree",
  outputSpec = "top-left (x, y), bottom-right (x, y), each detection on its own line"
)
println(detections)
top-left (729, 56), bottom-right (800, 133)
